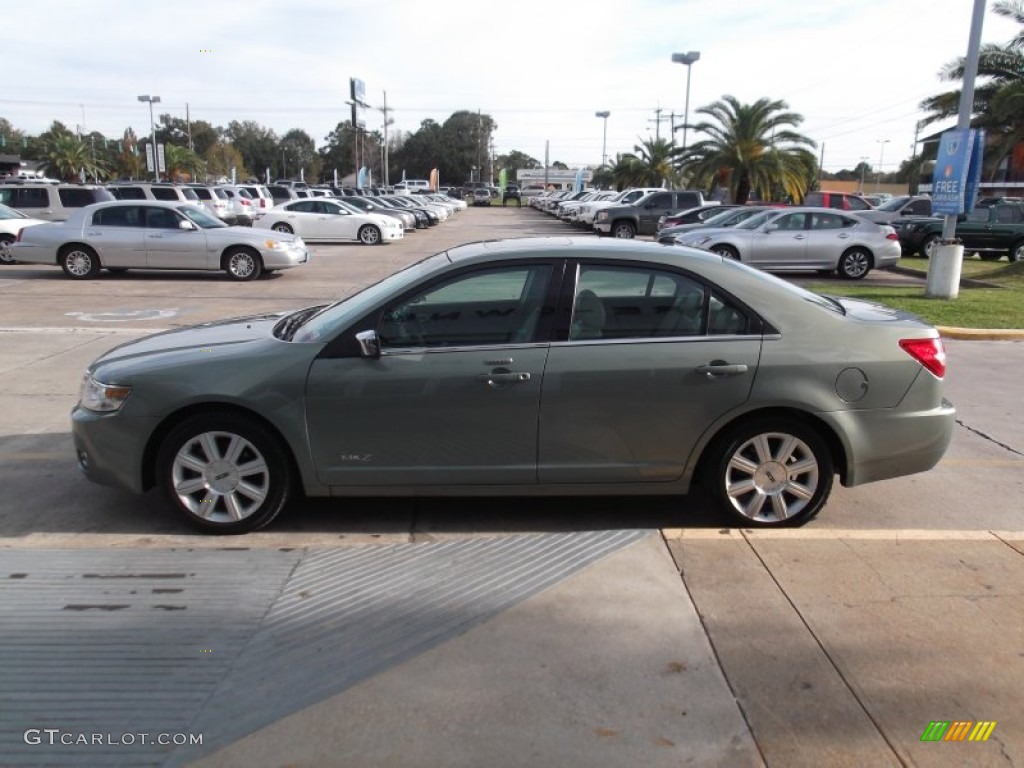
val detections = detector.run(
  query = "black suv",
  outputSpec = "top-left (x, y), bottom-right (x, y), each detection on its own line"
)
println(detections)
top-left (502, 184), bottom-right (521, 206)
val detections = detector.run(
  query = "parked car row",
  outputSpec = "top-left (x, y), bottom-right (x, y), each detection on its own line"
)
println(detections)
top-left (3, 185), bottom-right (467, 280)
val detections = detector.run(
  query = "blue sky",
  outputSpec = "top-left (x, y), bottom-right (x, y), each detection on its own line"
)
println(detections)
top-left (4, 0), bottom-right (1019, 174)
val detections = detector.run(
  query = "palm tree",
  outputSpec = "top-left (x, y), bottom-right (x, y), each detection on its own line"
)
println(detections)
top-left (43, 133), bottom-right (108, 181)
top-left (163, 144), bottom-right (207, 182)
top-left (609, 138), bottom-right (681, 190)
top-left (676, 96), bottom-right (817, 204)
top-left (919, 1), bottom-right (1024, 178)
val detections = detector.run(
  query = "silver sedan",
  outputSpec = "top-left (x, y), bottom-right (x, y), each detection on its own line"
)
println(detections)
top-left (69, 237), bottom-right (954, 534)
top-left (10, 200), bottom-right (310, 280)
top-left (676, 207), bottom-right (901, 279)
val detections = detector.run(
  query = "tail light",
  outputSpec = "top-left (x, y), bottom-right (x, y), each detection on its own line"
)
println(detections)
top-left (260, 199), bottom-right (268, 208)
top-left (886, 233), bottom-right (899, 241)
top-left (15, 228), bottom-right (24, 242)
top-left (240, 199), bottom-right (252, 207)
top-left (900, 338), bottom-right (946, 378)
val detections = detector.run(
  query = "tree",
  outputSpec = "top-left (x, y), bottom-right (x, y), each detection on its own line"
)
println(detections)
top-left (318, 121), bottom-right (358, 181)
top-left (631, 137), bottom-right (683, 187)
top-left (223, 121), bottom-right (279, 180)
top-left (163, 144), bottom-right (206, 182)
top-left (203, 141), bottom-right (249, 181)
top-left (0, 117), bottom-right (27, 153)
top-left (156, 114), bottom-right (220, 156)
top-left (495, 150), bottom-right (541, 183)
top-left (279, 128), bottom-right (321, 181)
top-left (677, 95), bottom-right (817, 203)
top-left (111, 128), bottom-right (145, 180)
top-left (42, 133), bottom-right (108, 181)
top-left (919, 0), bottom-right (1024, 179)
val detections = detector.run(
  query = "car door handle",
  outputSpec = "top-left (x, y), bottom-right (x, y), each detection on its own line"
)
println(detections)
top-left (793, 234), bottom-right (806, 240)
top-left (147, 234), bottom-right (164, 239)
top-left (696, 363), bottom-right (749, 377)
top-left (85, 231), bottom-right (102, 236)
top-left (838, 233), bottom-right (851, 239)
top-left (478, 371), bottom-right (531, 386)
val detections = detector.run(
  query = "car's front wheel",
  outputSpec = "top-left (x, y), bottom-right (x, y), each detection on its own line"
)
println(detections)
top-left (0, 234), bottom-right (15, 264)
top-left (919, 234), bottom-right (940, 259)
top-left (156, 413), bottom-right (292, 534)
top-left (837, 248), bottom-right (872, 279)
top-left (704, 417), bottom-right (834, 528)
top-left (223, 247), bottom-right (263, 281)
top-left (358, 224), bottom-right (382, 245)
top-left (59, 245), bottom-right (101, 279)
top-left (711, 244), bottom-right (740, 261)
top-left (271, 223), bottom-right (293, 235)
top-left (612, 221), bottom-right (636, 238)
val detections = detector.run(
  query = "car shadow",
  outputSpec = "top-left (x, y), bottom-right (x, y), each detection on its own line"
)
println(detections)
top-left (0, 432), bottom-right (725, 539)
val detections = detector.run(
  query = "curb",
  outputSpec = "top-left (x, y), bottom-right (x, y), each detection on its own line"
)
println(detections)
top-left (936, 326), bottom-right (1024, 341)
top-left (885, 265), bottom-right (995, 289)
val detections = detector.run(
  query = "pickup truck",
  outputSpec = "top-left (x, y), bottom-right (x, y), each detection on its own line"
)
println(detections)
top-left (894, 202), bottom-right (1024, 261)
top-left (594, 190), bottom-right (709, 238)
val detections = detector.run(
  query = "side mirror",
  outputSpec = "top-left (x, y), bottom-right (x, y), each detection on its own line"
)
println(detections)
top-left (355, 329), bottom-right (381, 359)
top-left (179, 220), bottom-right (197, 231)
top-left (765, 223), bottom-right (779, 232)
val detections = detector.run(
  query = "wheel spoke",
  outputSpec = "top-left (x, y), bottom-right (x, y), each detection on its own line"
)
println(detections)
top-left (176, 453), bottom-right (207, 473)
top-left (774, 434), bottom-right (798, 464)
top-left (727, 477), bottom-right (757, 497)
top-left (224, 435), bottom-right (246, 464)
top-left (175, 476), bottom-right (207, 496)
top-left (787, 456), bottom-right (818, 477)
top-left (223, 492), bottom-right (245, 521)
top-left (235, 479), bottom-right (267, 504)
top-left (729, 454), bottom-right (759, 476)
top-left (784, 480), bottom-right (814, 501)
top-left (742, 491), bottom-right (767, 519)
top-left (769, 492), bottom-right (791, 520)
top-left (198, 433), bottom-right (221, 462)
top-left (752, 434), bottom-right (772, 464)
top-left (236, 458), bottom-right (268, 477)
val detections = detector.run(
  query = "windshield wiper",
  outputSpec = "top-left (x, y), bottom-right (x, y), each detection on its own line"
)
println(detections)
top-left (275, 305), bottom-right (328, 340)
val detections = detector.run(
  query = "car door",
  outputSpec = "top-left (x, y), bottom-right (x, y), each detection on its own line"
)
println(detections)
top-left (319, 200), bottom-right (361, 241)
top-left (637, 192), bottom-right (674, 235)
top-left (803, 212), bottom-right (857, 269)
top-left (144, 206), bottom-right (211, 270)
top-left (748, 212), bottom-right (808, 268)
top-left (305, 261), bottom-right (557, 486)
top-left (86, 205), bottom-right (147, 268)
top-left (956, 208), bottom-right (996, 250)
top-left (988, 204), bottom-right (1024, 251)
top-left (275, 200), bottom-right (321, 238)
top-left (538, 262), bottom-right (761, 483)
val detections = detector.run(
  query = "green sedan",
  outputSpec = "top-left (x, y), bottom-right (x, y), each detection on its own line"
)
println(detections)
top-left (71, 237), bottom-right (955, 533)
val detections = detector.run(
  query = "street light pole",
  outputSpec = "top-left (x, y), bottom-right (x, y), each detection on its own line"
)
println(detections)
top-left (858, 156), bottom-right (869, 193)
top-left (671, 51), bottom-right (700, 150)
top-left (595, 111), bottom-right (610, 167)
top-left (875, 139), bottom-right (890, 191)
top-left (137, 95), bottom-right (161, 181)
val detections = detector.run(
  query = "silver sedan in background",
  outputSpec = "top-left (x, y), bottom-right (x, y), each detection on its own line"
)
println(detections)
top-left (9, 200), bottom-right (310, 280)
top-left (675, 207), bottom-right (901, 279)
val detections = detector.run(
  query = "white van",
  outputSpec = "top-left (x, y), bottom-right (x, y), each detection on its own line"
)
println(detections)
top-left (393, 179), bottom-right (431, 194)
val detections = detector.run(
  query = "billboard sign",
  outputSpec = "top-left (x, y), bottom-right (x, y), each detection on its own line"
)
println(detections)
top-left (931, 129), bottom-right (984, 215)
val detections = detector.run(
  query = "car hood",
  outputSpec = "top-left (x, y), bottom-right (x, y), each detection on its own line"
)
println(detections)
top-left (90, 314), bottom-right (287, 371)
top-left (204, 226), bottom-right (302, 245)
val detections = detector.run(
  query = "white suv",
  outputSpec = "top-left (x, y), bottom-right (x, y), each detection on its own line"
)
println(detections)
top-left (0, 181), bottom-right (114, 221)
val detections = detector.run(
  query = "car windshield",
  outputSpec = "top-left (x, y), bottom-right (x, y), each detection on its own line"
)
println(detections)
top-left (877, 196), bottom-right (912, 211)
top-left (703, 208), bottom-right (749, 226)
top-left (735, 210), bottom-right (777, 230)
top-left (0, 203), bottom-right (29, 220)
top-left (178, 206), bottom-right (227, 228)
top-left (289, 252), bottom-right (451, 342)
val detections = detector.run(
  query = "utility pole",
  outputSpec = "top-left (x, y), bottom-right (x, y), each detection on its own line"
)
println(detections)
top-left (378, 90), bottom-right (393, 187)
top-left (186, 103), bottom-right (193, 152)
top-left (648, 106), bottom-right (669, 141)
top-left (909, 120), bottom-right (922, 194)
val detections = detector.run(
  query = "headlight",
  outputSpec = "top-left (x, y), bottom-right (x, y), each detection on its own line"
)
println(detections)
top-left (596, 211), bottom-right (608, 222)
top-left (78, 374), bottom-right (131, 413)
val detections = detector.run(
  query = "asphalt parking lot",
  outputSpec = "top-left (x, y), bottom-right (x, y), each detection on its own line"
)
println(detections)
top-left (1, 205), bottom-right (1023, 767)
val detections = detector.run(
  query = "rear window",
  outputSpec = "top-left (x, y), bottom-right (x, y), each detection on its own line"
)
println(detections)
top-left (110, 186), bottom-right (146, 200)
top-left (804, 192), bottom-right (825, 206)
top-left (59, 188), bottom-right (111, 207)
top-left (191, 187), bottom-right (212, 200)
top-left (151, 187), bottom-right (179, 201)
top-left (180, 187), bottom-right (200, 201)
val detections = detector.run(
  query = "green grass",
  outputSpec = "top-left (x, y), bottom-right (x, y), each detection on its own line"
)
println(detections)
top-left (806, 258), bottom-right (1024, 328)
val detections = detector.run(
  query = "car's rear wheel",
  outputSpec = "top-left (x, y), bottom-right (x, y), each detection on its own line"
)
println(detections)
top-left (272, 223), bottom-right (293, 235)
top-left (711, 244), bottom-right (740, 261)
top-left (156, 413), bottom-right (292, 534)
top-left (0, 234), bottom-right (15, 264)
top-left (837, 247), bottom-right (872, 279)
top-left (59, 245), bottom-right (101, 279)
top-left (1009, 241), bottom-right (1024, 263)
top-left (704, 417), bottom-right (834, 528)
top-left (358, 224), bottom-right (382, 245)
top-left (612, 221), bottom-right (636, 239)
top-left (223, 247), bottom-right (263, 281)
top-left (919, 234), bottom-right (940, 259)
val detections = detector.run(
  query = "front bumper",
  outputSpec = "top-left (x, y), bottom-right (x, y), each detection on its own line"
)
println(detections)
top-left (72, 405), bottom-right (159, 494)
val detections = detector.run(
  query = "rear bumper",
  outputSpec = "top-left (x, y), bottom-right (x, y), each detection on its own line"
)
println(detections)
top-left (821, 398), bottom-right (956, 487)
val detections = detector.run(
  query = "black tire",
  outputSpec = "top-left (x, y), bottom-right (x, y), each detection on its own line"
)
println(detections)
top-left (703, 417), bottom-right (834, 528)
top-left (358, 224), bottom-right (382, 245)
top-left (271, 222), bottom-right (293, 235)
top-left (59, 244), bottom-right (102, 279)
top-left (0, 234), bottom-right (15, 264)
top-left (1009, 241), bottom-right (1024, 263)
top-left (837, 248), bottom-right (872, 280)
top-left (223, 247), bottom-right (263, 281)
top-left (711, 244), bottom-right (740, 261)
top-left (156, 413), bottom-right (292, 534)
top-left (919, 234), bottom-right (939, 259)
top-left (611, 221), bottom-right (636, 239)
